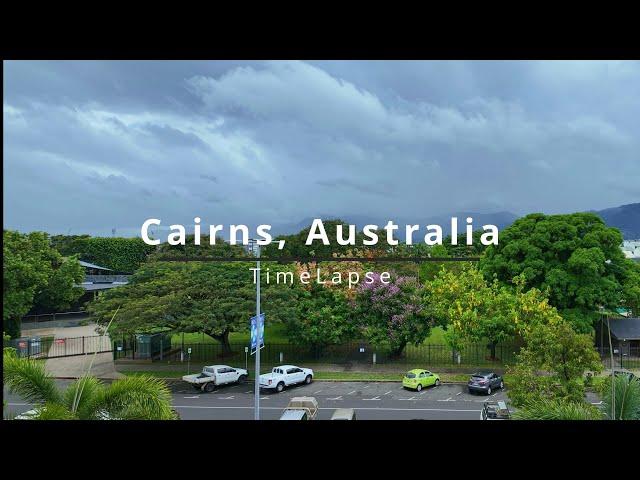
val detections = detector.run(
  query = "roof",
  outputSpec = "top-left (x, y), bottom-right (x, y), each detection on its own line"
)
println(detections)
top-left (331, 408), bottom-right (355, 420)
top-left (608, 318), bottom-right (640, 340)
top-left (78, 260), bottom-right (112, 271)
top-left (78, 282), bottom-right (127, 291)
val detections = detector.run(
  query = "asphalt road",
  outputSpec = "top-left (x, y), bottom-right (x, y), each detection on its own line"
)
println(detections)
top-left (4, 379), bottom-right (512, 420)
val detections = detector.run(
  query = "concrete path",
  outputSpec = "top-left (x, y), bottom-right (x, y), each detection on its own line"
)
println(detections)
top-left (42, 324), bottom-right (123, 379)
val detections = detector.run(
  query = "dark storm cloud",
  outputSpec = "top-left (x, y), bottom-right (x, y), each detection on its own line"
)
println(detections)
top-left (4, 60), bottom-right (640, 236)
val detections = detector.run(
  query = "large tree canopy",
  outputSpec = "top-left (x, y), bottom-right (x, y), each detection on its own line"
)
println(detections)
top-left (87, 259), bottom-right (298, 353)
top-left (480, 212), bottom-right (638, 332)
top-left (3, 230), bottom-right (84, 338)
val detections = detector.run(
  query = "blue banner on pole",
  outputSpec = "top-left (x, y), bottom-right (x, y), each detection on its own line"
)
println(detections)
top-left (250, 313), bottom-right (265, 353)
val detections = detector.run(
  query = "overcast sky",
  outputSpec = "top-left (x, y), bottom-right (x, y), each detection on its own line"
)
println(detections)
top-left (4, 60), bottom-right (640, 236)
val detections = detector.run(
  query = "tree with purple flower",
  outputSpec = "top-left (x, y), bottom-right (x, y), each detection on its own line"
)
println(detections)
top-left (353, 272), bottom-right (432, 357)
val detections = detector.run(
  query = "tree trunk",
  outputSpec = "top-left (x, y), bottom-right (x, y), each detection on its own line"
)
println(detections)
top-left (389, 341), bottom-right (407, 358)
top-left (204, 330), bottom-right (233, 355)
top-left (488, 341), bottom-right (497, 360)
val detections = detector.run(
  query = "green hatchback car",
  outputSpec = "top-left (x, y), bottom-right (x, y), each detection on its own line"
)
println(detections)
top-left (402, 369), bottom-right (441, 391)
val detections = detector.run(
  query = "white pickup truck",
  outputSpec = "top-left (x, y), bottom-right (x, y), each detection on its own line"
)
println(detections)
top-left (259, 365), bottom-right (314, 393)
top-left (182, 365), bottom-right (248, 393)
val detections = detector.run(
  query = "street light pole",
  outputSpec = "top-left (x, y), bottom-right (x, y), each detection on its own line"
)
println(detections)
top-left (254, 242), bottom-right (261, 420)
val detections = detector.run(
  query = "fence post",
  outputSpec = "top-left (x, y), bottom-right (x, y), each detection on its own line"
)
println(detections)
top-left (82, 336), bottom-right (85, 355)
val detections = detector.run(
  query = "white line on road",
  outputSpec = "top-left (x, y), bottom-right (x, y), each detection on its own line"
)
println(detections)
top-left (347, 390), bottom-right (356, 395)
top-left (183, 396), bottom-right (200, 399)
top-left (244, 391), bottom-right (252, 394)
top-left (399, 397), bottom-right (416, 401)
top-left (362, 385), bottom-right (370, 389)
top-left (260, 397), bottom-right (270, 400)
top-left (219, 396), bottom-right (235, 400)
top-left (438, 397), bottom-right (454, 402)
top-left (362, 396), bottom-right (381, 401)
top-left (173, 405), bottom-right (481, 412)
top-left (328, 396), bottom-right (343, 400)
top-left (456, 392), bottom-right (462, 396)
top-left (313, 390), bottom-right (323, 394)
top-left (384, 391), bottom-right (392, 395)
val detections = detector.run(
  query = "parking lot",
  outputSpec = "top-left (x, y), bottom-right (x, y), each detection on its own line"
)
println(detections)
top-left (169, 380), bottom-right (510, 420)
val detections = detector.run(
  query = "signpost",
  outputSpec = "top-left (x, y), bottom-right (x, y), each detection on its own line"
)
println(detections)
top-left (252, 242), bottom-right (262, 420)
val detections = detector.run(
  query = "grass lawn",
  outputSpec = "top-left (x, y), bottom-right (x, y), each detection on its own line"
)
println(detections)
top-left (172, 324), bottom-right (448, 347)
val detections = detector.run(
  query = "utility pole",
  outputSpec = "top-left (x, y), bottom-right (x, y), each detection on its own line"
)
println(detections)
top-left (606, 314), bottom-right (616, 419)
top-left (254, 242), bottom-right (261, 420)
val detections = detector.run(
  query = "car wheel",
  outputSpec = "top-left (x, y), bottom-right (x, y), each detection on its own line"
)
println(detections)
top-left (435, 379), bottom-right (441, 387)
top-left (487, 387), bottom-right (492, 395)
top-left (276, 382), bottom-right (285, 393)
top-left (238, 375), bottom-right (248, 384)
top-left (416, 383), bottom-right (423, 392)
top-left (204, 382), bottom-right (216, 393)
top-left (499, 381), bottom-right (504, 389)
top-left (305, 375), bottom-right (312, 385)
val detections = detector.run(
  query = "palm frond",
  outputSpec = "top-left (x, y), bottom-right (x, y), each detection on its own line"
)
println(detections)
top-left (513, 398), bottom-right (604, 420)
top-left (602, 375), bottom-right (640, 420)
top-left (62, 376), bottom-right (106, 419)
top-left (93, 375), bottom-right (176, 420)
top-left (31, 402), bottom-right (76, 420)
top-left (3, 352), bottom-right (62, 405)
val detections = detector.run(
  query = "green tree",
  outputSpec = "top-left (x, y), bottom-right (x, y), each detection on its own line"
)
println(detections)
top-left (3, 350), bottom-right (175, 420)
top-left (3, 230), bottom-right (84, 338)
top-left (286, 285), bottom-right (357, 350)
top-left (480, 212), bottom-right (638, 332)
top-left (88, 260), bottom-right (298, 354)
top-left (508, 320), bottom-right (602, 406)
top-left (353, 273), bottom-right (431, 357)
top-left (425, 266), bottom-right (560, 359)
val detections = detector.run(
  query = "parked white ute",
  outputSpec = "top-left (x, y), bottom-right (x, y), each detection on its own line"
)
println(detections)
top-left (182, 365), bottom-right (248, 393)
top-left (259, 365), bottom-right (314, 392)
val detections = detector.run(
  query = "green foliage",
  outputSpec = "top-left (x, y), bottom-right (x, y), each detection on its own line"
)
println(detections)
top-left (262, 219), bottom-right (370, 258)
top-left (51, 235), bottom-right (156, 273)
top-left (513, 398), bottom-right (603, 420)
top-left (286, 285), bottom-right (357, 348)
top-left (353, 273), bottom-right (431, 356)
top-left (508, 321), bottom-right (602, 406)
top-left (601, 374), bottom-right (640, 420)
top-left (480, 212), bottom-right (636, 332)
top-left (3, 351), bottom-right (176, 420)
top-left (425, 266), bottom-right (561, 358)
top-left (3, 230), bottom-right (84, 337)
top-left (87, 257), bottom-right (298, 352)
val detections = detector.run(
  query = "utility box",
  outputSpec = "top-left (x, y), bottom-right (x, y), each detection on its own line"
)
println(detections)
top-left (134, 333), bottom-right (172, 360)
top-left (13, 336), bottom-right (42, 358)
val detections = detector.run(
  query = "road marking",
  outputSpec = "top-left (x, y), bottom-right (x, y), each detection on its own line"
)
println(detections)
top-left (419, 391), bottom-right (426, 396)
top-left (183, 395), bottom-right (200, 399)
top-left (260, 397), bottom-right (270, 400)
top-left (456, 392), bottom-right (462, 396)
top-left (384, 391), bottom-right (392, 395)
top-left (399, 397), bottom-right (416, 401)
top-left (173, 405), bottom-right (481, 413)
top-left (244, 391), bottom-right (253, 394)
top-left (219, 396), bottom-right (235, 400)
top-left (362, 385), bottom-right (370, 389)
top-left (347, 390), bottom-right (356, 395)
top-left (438, 397), bottom-right (454, 402)
top-left (313, 390), bottom-right (323, 394)
top-left (328, 396), bottom-right (343, 400)
top-left (362, 396), bottom-right (381, 401)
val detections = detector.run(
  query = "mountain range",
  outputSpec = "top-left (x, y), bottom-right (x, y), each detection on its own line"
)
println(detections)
top-left (272, 203), bottom-right (640, 240)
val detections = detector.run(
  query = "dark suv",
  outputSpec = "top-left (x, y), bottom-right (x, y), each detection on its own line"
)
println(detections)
top-left (468, 371), bottom-right (504, 395)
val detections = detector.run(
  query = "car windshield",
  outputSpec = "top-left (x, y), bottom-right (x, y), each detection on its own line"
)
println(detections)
top-left (405, 373), bottom-right (416, 378)
top-left (472, 375), bottom-right (486, 379)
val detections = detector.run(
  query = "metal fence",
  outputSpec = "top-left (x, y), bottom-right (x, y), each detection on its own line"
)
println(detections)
top-left (5, 335), bottom-right (113, 359)
top-left (597, 346), bottom-right (640, 370)
top-left (113, 340), bottom-right (521, 367)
